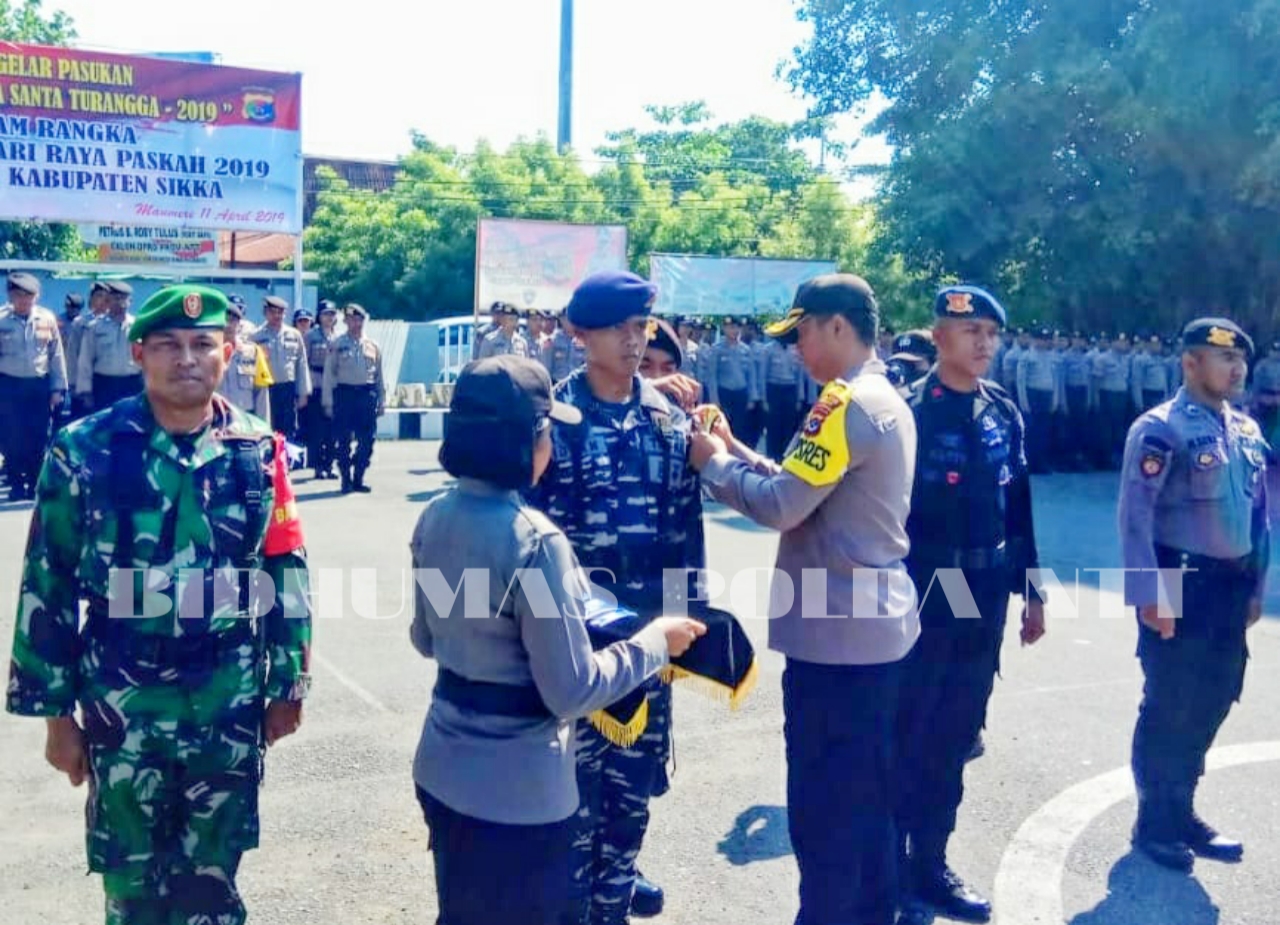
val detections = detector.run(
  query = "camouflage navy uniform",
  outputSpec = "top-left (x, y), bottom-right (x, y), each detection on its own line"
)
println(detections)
top-left (529, 367), bottom-right (705, 925)
top-left (6, 389), bottom-right (312, 925)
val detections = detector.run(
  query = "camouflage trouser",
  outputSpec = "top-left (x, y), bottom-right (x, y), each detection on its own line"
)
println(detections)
top-left (571, 683), bottom-right (671, 925)
top-left (82, 641), bottom-right (262, 925)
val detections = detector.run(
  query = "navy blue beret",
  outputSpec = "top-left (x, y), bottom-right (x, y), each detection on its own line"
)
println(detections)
top-left (933, 285), bottom-right (1007, 327)
top-left (566, 271), bottom-right (657, 330)
top-left (1181, 317), bottom-right (1254, 359)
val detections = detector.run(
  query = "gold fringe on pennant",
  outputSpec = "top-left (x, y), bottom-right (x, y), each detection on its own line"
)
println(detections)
top-left (658, 656), bottom-right (760, 711)
top-left (587, 697), bottom-right (650, 748)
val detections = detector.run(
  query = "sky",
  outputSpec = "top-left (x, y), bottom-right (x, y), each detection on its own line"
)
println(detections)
top-left (43, 0), bottom-right (889, 173)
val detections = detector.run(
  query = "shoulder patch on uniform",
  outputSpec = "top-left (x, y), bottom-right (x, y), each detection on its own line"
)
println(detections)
top-left (1140, 454), bottom-right (1165, 478)
top-left (784, 380), bottom-right (853, 487)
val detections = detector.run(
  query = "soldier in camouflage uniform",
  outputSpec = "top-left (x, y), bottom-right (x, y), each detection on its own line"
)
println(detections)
top-left (528, 271), bottom-right (706, 925)
top-left (6, 284), bottom-right (312, 925)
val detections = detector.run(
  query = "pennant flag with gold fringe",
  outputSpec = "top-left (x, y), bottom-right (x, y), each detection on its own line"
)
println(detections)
top-left (583, 598), bottom-right (758, 747)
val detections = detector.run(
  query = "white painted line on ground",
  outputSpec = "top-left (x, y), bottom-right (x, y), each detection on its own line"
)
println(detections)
top-left (993, 740), bottom-right (1280, 925)
top-left (312, 651), bottom-right (390, 713)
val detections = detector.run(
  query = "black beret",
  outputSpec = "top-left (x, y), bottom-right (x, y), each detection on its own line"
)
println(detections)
top-left (264, 295), bottom-right (289, 310)
top-left (6, 271), bottom-right (39, 294)
top-left (1181, 317), bottom-right (1254, 359)
top-left (933, 285), bottom-right (1007, 327)
top-left (105, 280), bottom-right (133, 296)
top-left (566, 271), bottom-right (657, 331)
top-left (645, 317), bottom-right (683, 369)
top-left (889, 329), bottom-right (937, 366)
top-left (65, 293), bottom-right (84, 308)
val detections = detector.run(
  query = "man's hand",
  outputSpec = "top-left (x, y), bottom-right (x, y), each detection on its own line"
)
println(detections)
top-left (651, 373), bottom-right (702, 411)
top-left (1021, 598), bottom-right (1047, 646)
top-left (689, 431), bottom-right (727, 471)
top-left (49, 391), bottom-right (64, 412)
top-left (1247, 597), bottom-right (1263, 629)
top-left (1139, 603), bottom-right (1177, 640)
top-left (45, 716), bottom-right (88, 787)
top-left (264, 700), bottom-right (303, 746)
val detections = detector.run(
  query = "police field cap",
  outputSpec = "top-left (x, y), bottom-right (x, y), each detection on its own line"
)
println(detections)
top-left (90, 280), bottom-right (111, 295)
top-left (105, 280), bottom-right (133, 296)
top-left (293, 308), bottom-right (314, 323)
top-left (452, 355), bottom-right (582, 428)
top-left (933, 285), bottom-right (1007, 328)
top-left (489, 301), bottom-right (519, 317)
top-left (1181, 317), bottom-right (1254, 359)
top-left (318, 299), bottom-right (338, 314)
top-left (566, 271), bottom-right (658, 331)
top-left (264, 295), bottom-right (289, 310)
top-left (6, 271), bottom-right (39, 294)
top-left (129, 284), bottom-right (227, 342)
top-left (645, 316), bottom-right (684, 369)
top-left (65, 293), bottom-right (84, 308)
top-left (766, 273), bottom-right (878, 341)
top-left (890, 329), bottom-right (936, 365)
top-left (344, 302), bottom-right (369, 319)
top-left (226, 302), bottom-right (245, 320)
top-left (227, 293), bottom-right (246, 307)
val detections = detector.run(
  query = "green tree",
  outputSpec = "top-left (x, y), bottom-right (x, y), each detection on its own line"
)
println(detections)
top-left (0, 1), bottom-right (83, 262)
top-left (786, 0), bottom-right (1280, 333)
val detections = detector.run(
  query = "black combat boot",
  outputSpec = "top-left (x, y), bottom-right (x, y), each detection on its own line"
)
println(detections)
top-left (352, 467), bottom-right (371, 493)
top-left (1176, 787), bottom-right (1243, 863)
top-left (910, 861), bottom-right (992, 923)
top-left (1132, 789), bottom-right (1194, 872)
top-left (630, 872), bottom-right (663, 917)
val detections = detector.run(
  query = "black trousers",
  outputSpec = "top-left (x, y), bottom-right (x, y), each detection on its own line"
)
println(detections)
top-left (898, 570), bottom-right (1009, 865)
top-left (333, 384), bottom-right (378, 478)
top-left (1024, 388), bottom-right (1054, 472)
top-left (718, 387), bottom-right (750, 445)
top-left (303, 385), bottom-right (332, 472)
top-left (1097, 390), bottom-right (1130, 468)
top-left (0, 374), bottom-right (53, 494)
top-left (1062, 385), bottom-right (1090, 467)
top-left (267, 383), bottom-right (298, 439)
top-left (766, 382), bottom-right (802, 460)
top-left (92, 372), bottom-right (142, 410)
top-left (784, 657), bottom-right (901, 925)
top-left (416, 785), bottom-right (578, 925)
top-left (1131, 565), bottom-right (1251, 795)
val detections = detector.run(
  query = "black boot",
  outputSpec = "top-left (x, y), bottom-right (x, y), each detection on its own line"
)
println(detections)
top-left (352, 468), bottom-right (371, 493)
top-left (1176, 787), bottom-right (1244, 863)
top-left (340, 468), bottom-right (352, 494)
top-left (910, 860), bottom-right (991, 923)
top-left (1132, 789), bottom-right (1194, 872)
top-left (630, 871), bottom-right (663, 917)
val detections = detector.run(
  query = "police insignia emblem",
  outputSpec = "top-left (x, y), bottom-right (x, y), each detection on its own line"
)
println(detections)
top-left (645, 318), bottom-right (659, 341)
top-left (1197, 451), bottom-right (1217, 467)
top-left (1206, 326), bottom-right (1236, 348)
top-left (946, 292), bottom-right (974, 314)
top-left (182, 292), bottom-right (203, 318)
top-left (1141, 454), bottom-right (1165, 477)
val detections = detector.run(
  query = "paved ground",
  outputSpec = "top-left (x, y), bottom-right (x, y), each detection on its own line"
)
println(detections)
top-left (1, 442), bottom-right (1278, 924)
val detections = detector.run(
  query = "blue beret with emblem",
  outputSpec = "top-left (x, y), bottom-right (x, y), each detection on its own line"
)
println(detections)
top-left (566, 271), bottom-right (657, 330)
top-left (1181, 317), bottom-right (1254, 360)
top-left (933, 285), bottom-right (1007, 327)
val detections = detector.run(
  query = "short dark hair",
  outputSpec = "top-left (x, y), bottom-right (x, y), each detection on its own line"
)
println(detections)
top-left (439, 415), bottom-right (537, 491)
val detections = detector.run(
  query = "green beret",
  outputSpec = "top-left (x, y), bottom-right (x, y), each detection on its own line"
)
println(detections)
top-left (129, 285), bottom-right (228, 342)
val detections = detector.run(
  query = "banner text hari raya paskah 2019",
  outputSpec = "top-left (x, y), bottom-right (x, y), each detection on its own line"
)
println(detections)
top-left (0, 43), bottom-right (301, 233)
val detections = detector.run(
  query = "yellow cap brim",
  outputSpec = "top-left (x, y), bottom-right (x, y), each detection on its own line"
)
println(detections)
top-left (764, 308), bottom-right (805, 339)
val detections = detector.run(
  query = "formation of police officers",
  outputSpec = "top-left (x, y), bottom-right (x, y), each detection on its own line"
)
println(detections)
top-left (0, 272), bottom-right (386, 500)
top-left (2, 266), bottom-right (1269, 925)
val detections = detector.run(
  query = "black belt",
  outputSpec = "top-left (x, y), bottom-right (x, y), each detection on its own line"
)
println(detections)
top-left (911, 542), bottom-right (1007, 570)
top-left (1155, 545), bottom-right (1253, 574)
top-left (433, 668), bottom-right (551, 719)
top-left (82, 619), bottom-right (258, 664)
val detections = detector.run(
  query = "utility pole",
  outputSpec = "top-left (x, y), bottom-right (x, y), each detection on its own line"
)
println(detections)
top-left (557, 0), bottom-right (573, 153)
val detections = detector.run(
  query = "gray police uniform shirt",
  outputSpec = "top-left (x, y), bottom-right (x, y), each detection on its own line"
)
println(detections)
top-left (65, 311), bottom-right (96, 384)
top-left (541, 329), bottom-right (584, 383)
top-left (1061, 348), bottom-right (1093, 410)
top-left (322, 333), bottom-right (386, 411)
top-left (250, 324), bottom-right (311, 397)
top-left (477, 328), bottom-right (530, 360)
top-left (410, 479), bottom-right (669, 825)
top-left (701, 358), bottom-right (920, 666)
top-left (1132, 351), bottom-right (1173, 406)
top-left (75, 312), bottom-right (137, 393)
top-left (1016, 346), bottom-right (1057, 411)
top-left (708, 340), bottom-right (760, 403)
top-left (216, 341), bottom-right (270, 419)
top-left (1092, 348), bottom-right (1131, 395)
top-left (1000, 344), bottom-right (1024, 390)
top-left (759, 340), bottom-right (805, 406)
top-left (1118, 387), bottom-right (1269, 607)
top-left (305, 327), bottom-right (337, 392)
top-left (0, 304), bottom-right (68, 392)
